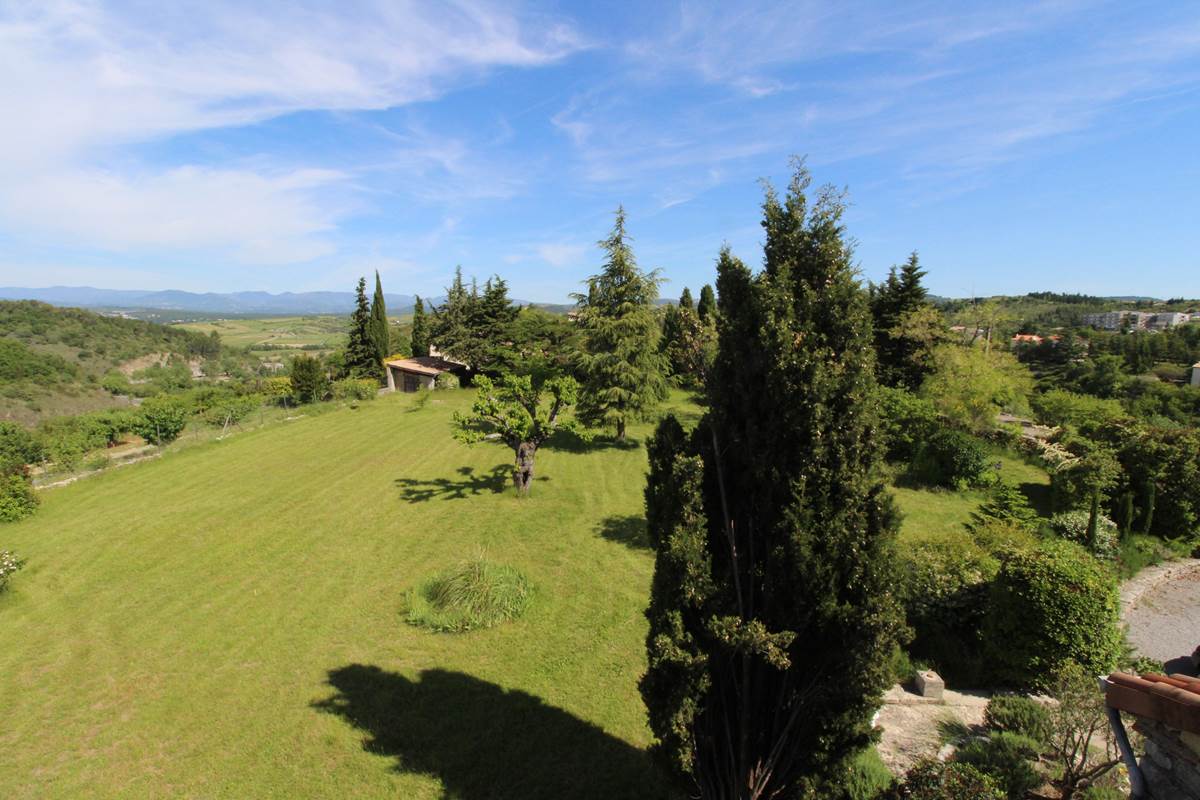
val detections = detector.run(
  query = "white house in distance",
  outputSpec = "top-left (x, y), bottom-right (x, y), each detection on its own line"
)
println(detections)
top-left (384, 356), bottom-right (463, 392)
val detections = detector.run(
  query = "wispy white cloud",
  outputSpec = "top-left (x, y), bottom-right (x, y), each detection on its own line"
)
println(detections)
top-left (535, 242), bottom-right (587, 267)
top-left (0, 0), bottom-right (581, 264)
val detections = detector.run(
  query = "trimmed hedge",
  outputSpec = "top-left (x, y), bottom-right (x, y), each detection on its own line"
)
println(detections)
top-left (984, 539), bottom-right (1121, 690)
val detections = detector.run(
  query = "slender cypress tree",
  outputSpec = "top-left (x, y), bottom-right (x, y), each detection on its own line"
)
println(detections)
top-left (641, 164), bottom-right (905, 799)
top-left (697, 284), bottom-right (716, 322)
top-left (680, 287), bottom-right (695, 311)
top-left (410, 296), bottom-right (430, 358)
top-left (573, 207), bottom-right (667, 440)
top-left (368, 271), bottom-right (389, 372)
top-left (344, 276), bottom-right (376, 378)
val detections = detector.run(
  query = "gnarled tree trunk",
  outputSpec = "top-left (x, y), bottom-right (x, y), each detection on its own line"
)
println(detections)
top-left (513, 441), bottom-right (536, 495)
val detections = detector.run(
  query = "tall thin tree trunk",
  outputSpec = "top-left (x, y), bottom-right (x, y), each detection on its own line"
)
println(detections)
top-left (616, 418), bottom-right (626, 441)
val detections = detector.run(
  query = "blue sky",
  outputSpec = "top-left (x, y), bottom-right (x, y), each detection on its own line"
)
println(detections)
top-left (1, 1), bottom-right (1198, 302)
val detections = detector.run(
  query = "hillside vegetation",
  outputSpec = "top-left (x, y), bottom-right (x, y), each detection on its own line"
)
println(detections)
top-left (0, 301), bottom-right (230, 424)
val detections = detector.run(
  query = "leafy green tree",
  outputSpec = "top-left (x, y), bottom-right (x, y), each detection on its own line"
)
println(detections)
top-left (452, 374), bottom-right (577, 495)
top-left (344, 277), bottom-right (378, 378)
top-left (410, 296), bottom-right (430, 358)
top-left (641, 166), bottom-right (905, 798)
top-left (369, 271), bottom-right (389, 372)
top-left (574, 208), bottom-right (667, 440)
top-left (506, 307), bottom-right (580, 382)
top-left (920, 344), bottom-right (1033, 433)
top-left (0, 473), bottom-right (39, 522)
top-left (0, 422), bottom-right (43, 474)
top-left (697, 283), bottom-right (716, 322)
top-left (290, 354), bottom-right (329, 404)
top-left (132, 395), bottom-right (190, 445)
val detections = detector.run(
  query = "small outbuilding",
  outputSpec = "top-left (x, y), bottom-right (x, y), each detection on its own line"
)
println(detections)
top-left (1192, 362), bottom-right (1200, 388)
top-left (384, 356), bottom-right (464, 392)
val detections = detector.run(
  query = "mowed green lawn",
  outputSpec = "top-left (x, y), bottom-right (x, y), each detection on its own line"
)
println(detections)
top-left (0, 386), bottom-right (1043, 799)
top-left (0, 390), bottom-right (696, 799)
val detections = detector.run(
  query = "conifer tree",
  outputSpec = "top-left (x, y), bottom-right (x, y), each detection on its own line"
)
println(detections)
top-left (680, 287), bottom-right (695, 311)
top-left (697, 283), bottom-right (716, 322)
top-left (368, 271), bottom-right (389, 373)
top-left (871, 252), bottom-right (944, 388)
top-left (344, 277), bottom-right (377, 378)
top-left (641, 164), bottom-right (905, 799)
top-left (574, 207), bottom-right (667, 440)
top-left (410, 296), bottom-right (430, 358)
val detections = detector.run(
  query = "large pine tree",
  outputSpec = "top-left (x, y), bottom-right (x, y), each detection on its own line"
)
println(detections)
top-left (344, 276), bottom-right (377, 378)
top-left (641, 164), bottom-right (905, 799)
top-left (573, 208), bottom-right (667, 440)
top-left (410, 296), bottom-right (430, 358)
top-left (368, 271), bottom-right (389, 373)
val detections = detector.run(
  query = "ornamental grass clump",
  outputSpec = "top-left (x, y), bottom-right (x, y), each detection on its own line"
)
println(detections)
top-left (405, 557), bottom-right (532, 633)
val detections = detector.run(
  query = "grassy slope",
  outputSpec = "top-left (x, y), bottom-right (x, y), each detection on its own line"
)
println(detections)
top-left (0, 390), bottom-right (685, 799)
top-left (892, 453), bottom-right (1051, 548)
top-left (0, 384), bottom-right (1045, 798)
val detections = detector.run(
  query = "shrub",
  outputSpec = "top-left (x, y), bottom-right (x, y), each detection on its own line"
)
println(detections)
top-left (884, 758), bottom-right (1002, 800)
top-left (200, 393), bottom-right (262, 427)
top-left (878, 386), bottom-right (940, 462)
top-left (0, 473), bottom-right (39, 522)
top-left (289, 354), bottom-right (329, 404)
top-left (435, 371), bottom-right (460, 390)
top-left (0, 421), bottom-right (43, 473)
top-left (900, 539), bottom-right (998, 684)
top-left (0, 549), bottom-right (25, 592)
top-left (101, 370), bottom-right (133, 395)
top-left (1031, 390), bottom-right (1125, 432)
top-left (984, 696), bottom-right (1052, 747)
top-left (331, 378), bottom-right (377, 401)
top-left (84, 453), bottom-right (110, 472)
top-left (405, 557), bottom-right (532, 633)
top-left (1049, 511), bottom-right (1119, 560)
top-left (967, 483), bottom-right (1040, 536)
top-left (955, 732), bottom-right (1042, 800)
top-left (910, 428), bottom-right (989, 488)
top-left (132, 395), bottom-right (190, 445)
top-left (846, 747), bottom-right (894, 800)
top-left (984, 540), bottom-right (1121, 690)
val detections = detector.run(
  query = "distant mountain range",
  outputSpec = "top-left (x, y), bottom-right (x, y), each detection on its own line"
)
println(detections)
top-left (0, 286), bottom-right (445, 315)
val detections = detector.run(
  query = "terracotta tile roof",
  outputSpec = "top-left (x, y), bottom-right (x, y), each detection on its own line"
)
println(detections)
top-left (1105, 671), bottom-right (1200, 734)
top-left (383, 356), bottom-right (460, 376)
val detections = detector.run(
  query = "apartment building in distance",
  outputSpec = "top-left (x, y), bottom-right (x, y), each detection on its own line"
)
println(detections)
top-left (1083, 310), bottom-right (1191, 331)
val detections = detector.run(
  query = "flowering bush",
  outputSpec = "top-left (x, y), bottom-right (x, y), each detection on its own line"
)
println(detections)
top-left (0, 550), bottom-right (25, 592)
top-left (1050, 510), bottom-right (1119, 561)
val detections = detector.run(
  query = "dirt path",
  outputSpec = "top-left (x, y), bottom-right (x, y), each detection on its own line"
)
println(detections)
top-left (1122, 558), bottom-right (1200, 675)
top-left (875, 685), bottom-right (990, 774)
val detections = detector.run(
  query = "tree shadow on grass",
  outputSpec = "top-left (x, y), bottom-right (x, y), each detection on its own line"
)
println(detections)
top-left (395, 464), bottom-right (512, 502)
top-left (543, 428), bottom-right (642, 454)
top-left (313, 665), bottom-right (672, 800)
top-left (597, 515), bottom-right (652, 551)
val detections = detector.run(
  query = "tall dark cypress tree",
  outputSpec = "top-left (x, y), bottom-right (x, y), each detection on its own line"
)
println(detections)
top-left (641, 164), bottom-right (905, 799)
top-left (680, 287), bottom-right (695, 311)
top-left (697, 283), bottom-right (716, 322)
top-left (368, 271), bottom-right (389, 373)
top-left (410, 296), bottom-right (430, 358)
top-left (344, 276), bottom-right (376, 378)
